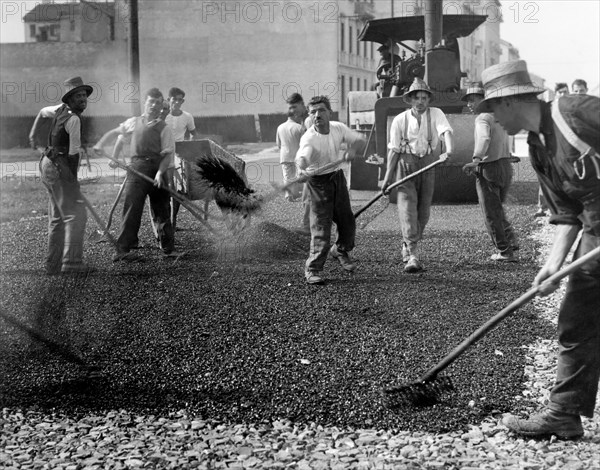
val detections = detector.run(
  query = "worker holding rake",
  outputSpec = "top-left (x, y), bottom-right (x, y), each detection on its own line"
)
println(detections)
top-left (296, 95), bottom-right (366, 285)
top-left (381, 78), bottom-right (454, 273)
top-left (479, 60), bottom-right (600, 440)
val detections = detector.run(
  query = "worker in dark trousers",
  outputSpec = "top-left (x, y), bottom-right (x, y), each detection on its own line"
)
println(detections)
top-left (36, 77), bottom-right (94, 275)
top-left (479, 60), bottom-right (600, 440)
top-left (462, 82), bottom-right (519, 262)
top-left (95, 88), bottom-right (177, 261)
top-left (296, 96), bottom-right (366, 285)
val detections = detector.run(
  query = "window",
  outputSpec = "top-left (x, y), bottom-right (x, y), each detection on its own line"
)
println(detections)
top-left (357, 79), bottom-right (360, 91)
top-left (349, 76), bottom-right (353, 91)
top-left (340, 22), bottom-right (345, 51)
top-left (29, 24), bottom-right (36, 37)
top-left (341, 76), bottom-right (345, 105)
top-left (349, 26), bottom-right (353, 54)
top-left (364, 79), bottom-right (368, 90)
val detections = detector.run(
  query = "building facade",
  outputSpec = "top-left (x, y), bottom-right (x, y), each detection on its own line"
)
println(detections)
top-left (2, 0), bottom-right (381, 119)
top-left (1, 0), bottom-right (544, 122)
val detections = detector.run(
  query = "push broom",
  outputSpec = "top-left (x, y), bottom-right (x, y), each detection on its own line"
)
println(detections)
top-left (384, 245), bottom-right (600, 408)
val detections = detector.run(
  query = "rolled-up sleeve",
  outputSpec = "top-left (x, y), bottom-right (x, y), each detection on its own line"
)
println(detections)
top-left (473, 115), bottom-right (491, 159)
top-left (64, 115), bottom-right (82, 155)
top-left (387, 114), bottom-right (404, 153)
top-left (433, 108), bottom-right (452, 137)
top-left (118, 117), bottom-right (137, 136)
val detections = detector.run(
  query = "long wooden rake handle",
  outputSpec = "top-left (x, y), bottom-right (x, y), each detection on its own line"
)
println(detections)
top-left (101, 153), bottom-right (218, 234)
top-left (354, 155), bottom-right (447, 219)
top-left (106, 175), bottom-right (126, 231)
top-left (0, 307), bottom-right (90, 368)
top-left (80, 193), bottom-right (120, 250)
top-left (419, 245), bottom-right (600, 383)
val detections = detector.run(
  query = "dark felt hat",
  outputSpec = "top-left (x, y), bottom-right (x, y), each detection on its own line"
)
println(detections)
top-left (61, 76), bottom-right (93, 104)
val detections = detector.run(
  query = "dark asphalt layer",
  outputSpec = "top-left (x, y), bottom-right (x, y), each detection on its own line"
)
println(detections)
top-left (0, 182), bottom-right (553, 433)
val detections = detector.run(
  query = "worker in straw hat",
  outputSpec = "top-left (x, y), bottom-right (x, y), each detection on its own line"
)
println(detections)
top-left (478, 60), bottom-right (600, 440)
top-left (461, 81), bottom-right (519, 262)
top-left (381, 77), bottom-right (454, 273)
top-left (36, 76), bottom-right (95, 274)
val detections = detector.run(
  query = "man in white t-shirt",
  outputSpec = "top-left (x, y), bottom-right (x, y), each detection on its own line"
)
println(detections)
top-left (382, 78), bottom-right (454, 273)
top-left (296, 96), bottom-right (366, 285)
top-left (165, 87), bottom-right (197, 230)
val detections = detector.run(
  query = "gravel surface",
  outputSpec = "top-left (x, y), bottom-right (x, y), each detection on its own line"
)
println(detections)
top-left (1, 185), bottom-right (599, 469)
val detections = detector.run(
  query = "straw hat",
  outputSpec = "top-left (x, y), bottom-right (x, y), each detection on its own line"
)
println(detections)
top-left (61, 76), bottom-right (93, 104)
top-left (476, 60), bottom-right (545, 112)
top-left (461, 82), bottom-right (484, 102)
top-left (402, 78), bottom-right (434, 104)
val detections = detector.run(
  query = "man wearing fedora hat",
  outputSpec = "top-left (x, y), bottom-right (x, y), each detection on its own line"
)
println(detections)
top-left (382, 77), bottom-right (454, 273)
top-left (479, 59), bottom-right (600, 439)
top-left (37, 76), bottom-right (94, 274)
top-left (461, 82), bottom-right (518, 262)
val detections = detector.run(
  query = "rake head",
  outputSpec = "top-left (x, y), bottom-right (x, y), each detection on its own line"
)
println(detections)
top-left (383, 376), bottom-right (454, 408)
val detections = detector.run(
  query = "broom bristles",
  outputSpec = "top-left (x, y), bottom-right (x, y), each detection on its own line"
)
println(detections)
top-left (196, 155), bottom-right (262, 215)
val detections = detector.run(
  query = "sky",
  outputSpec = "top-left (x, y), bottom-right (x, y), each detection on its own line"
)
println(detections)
top-left (1, 0), bottom-right (599, 94)
top-left (499, 0), bottom-right (600, 95)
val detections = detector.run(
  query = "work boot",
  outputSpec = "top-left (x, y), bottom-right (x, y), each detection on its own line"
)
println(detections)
top-left (404, 256), bottom-right (423, 273)
top-left (330, 245), bottom-right (356, 272)
top-left (305, 271), bottom-right (325, 285)
top-left (502, 409), bottom-right (584, 440)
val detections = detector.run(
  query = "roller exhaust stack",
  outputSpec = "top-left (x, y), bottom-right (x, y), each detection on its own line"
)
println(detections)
top-left (424, 0), bottom-right (443, 87)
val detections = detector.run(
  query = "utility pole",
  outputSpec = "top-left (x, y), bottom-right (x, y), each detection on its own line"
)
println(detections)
top-left (128, 0), bottom-right (141, 115)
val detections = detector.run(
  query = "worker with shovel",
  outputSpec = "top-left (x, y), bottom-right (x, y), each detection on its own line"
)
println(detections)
top-left (37, 77), bottom-right (95, 275)
top-left (95, 88), bottom-right (177, 261)
top-left (296, 95), bottom-right (366, 285)
top-left (479, 60), bottom-right (600, 440)
top-left (381, 78), bottom-right (454, 273)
